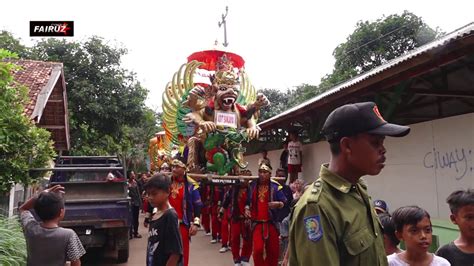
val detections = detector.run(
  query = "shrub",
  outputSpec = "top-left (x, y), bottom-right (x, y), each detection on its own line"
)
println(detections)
top-left (0, 215), bottom-right (27, 265)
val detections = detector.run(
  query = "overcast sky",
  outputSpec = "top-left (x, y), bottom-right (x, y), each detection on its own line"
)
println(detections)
top-left (1, 0), bottom-right (473, 112)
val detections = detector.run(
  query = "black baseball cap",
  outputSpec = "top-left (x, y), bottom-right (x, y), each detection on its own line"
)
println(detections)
top-left (322, 102), bottom-right (410, 142)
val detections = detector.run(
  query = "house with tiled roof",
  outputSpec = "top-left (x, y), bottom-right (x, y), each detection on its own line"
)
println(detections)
top-left (12, 59), bottom-right (70, 152)
top-left (0, 59), bottom-right (70, 216)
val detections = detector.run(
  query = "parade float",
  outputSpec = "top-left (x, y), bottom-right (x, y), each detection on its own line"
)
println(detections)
top-left (159, 49), bottom-right (269, 178)
top-left (148, 131), bottom-right (167, 172)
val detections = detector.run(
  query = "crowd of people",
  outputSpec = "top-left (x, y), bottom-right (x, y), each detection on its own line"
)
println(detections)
top-left (16, 101), bottom-right (474, 266)
top-left (137, 158), bottom-right (305, 266)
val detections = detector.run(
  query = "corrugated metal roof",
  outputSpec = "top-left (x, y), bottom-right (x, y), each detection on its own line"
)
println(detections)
top-left (259, 22), bottom-right (474, 128)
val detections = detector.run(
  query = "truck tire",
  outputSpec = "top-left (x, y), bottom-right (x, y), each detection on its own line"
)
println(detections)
top-left (116, 228), bottom-right (129, 263)
top-left (117, 248), bottom-right (129, 263)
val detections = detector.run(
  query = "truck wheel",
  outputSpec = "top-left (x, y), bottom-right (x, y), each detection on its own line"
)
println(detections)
top-left (117, 248), bottom-right (129, 263)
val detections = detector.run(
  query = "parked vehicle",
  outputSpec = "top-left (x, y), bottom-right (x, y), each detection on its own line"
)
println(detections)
top-left (47, 156), bottom-right (131, 263)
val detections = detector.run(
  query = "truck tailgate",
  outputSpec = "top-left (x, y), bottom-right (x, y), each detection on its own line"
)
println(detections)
top-left (62, 201), bottom-right (130, 228)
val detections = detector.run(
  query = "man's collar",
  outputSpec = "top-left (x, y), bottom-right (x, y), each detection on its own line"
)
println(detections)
top-left (320, 164), bottom-right (362, 193)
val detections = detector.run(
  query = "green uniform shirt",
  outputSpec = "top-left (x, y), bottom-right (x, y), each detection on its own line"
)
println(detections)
top-left (289, 164), bottom-right (388, 266)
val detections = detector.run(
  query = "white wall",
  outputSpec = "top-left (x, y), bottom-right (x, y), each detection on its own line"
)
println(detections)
top-left (245, 113), bottom-right (474, 219)
top-left (246, 142), bottom-right (329, 180)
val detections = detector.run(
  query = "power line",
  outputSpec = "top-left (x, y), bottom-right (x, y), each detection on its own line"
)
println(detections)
top-left (340, 21), bottom-right (416, 57)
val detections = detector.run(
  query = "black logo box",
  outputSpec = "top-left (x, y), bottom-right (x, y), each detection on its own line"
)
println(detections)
top-left (30, 21), bottom-right (74, 37)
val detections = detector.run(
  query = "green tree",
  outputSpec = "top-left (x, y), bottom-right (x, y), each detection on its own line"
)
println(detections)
top-left (332, 11), bottom-right (441, 82)
top-left (0, 33), bottom-right (160, 172)
top-left (112, 108), bottom-right (162, 172)
top-left (288, 11), bottom-right (442, 107)
top-left (258, 88), bottom-right (291, 121)
top-left (28, 36), bottom-right (161, 168)
top-left (286, 84), bottom-right (324, 108)
top-left (0, 49), bottom-right (56, 195)
top-left (0, 31), bottom-right (30, 58)
top-left (30, 37), bottom-right (148, 144)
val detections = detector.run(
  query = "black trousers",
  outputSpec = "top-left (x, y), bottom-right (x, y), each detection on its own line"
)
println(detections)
top-left (130, 205), bottom-right (140, 235)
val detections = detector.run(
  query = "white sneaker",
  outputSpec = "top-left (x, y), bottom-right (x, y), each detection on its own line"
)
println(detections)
top-left (219, 246), bottom-right (229, 253)
top-left (234, 263), bottom-right (241, 266)
top-left (241, 262), bottom-right (251, 266)
top-left (210, 239), bottom-right (218, 244)
top-left (205, 232), bottom-right (211, 236)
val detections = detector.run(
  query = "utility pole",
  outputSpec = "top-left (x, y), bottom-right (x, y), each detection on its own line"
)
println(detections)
top-left (218, 6), bottom-right (229, 47)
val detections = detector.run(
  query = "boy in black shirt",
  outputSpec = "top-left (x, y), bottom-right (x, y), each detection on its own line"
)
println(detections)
top-left (145, 174), bottom-right (183, 266)
top-left (436, 189), bottom-right (474, 266)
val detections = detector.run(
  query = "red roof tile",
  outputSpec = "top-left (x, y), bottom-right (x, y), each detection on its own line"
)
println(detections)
top-left (10, 59), bottom-right (63, 118)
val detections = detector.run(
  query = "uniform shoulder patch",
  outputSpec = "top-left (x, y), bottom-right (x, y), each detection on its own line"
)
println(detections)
top-left (304, 215), bottom-right (323, 242)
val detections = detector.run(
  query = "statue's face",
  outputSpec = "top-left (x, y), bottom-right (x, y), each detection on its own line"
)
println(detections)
top-left (216, 84), bottom-right (240, 111)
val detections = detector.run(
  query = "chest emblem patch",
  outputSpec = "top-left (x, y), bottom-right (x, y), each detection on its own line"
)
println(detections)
top-left (171, 182), bottom-right (184, 199)
top-left (258, 185), bottom-right (269, 202)
top-left (304, 215), bottom-right (323, 242)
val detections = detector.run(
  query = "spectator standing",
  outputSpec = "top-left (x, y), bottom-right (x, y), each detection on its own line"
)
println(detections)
top-left (378, 213), bottom-right (402, 256)
top-left (144, 174), bottom-right (183, 266)
top-left (280, 142), bottom-right (289, 173)
top-left (287, 132), bottom-right (303, 184)
top-left (129, 171), bottom-right (143, 239)
top-left (136, 171), bottom-right (145, 195)
top-left (389, 206), bottom-right (449, 266)
top-left (374, 199), bottom-right (389, 214)
top-left (290, 179), bottom-right (305, 200)
top-left (19, 185), bottom-right (86, 266)
top-left (258, 150), bottom-right (272, 168)
top-left (436, 189), bottom-right (474, 265)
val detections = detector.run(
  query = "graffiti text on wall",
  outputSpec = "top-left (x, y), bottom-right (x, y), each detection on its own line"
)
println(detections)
top-left (423, 148), bottom-right (473, 180)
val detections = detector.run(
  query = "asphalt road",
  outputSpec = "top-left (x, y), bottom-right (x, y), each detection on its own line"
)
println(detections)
top-left (81, 214), bottom-right (237, 266)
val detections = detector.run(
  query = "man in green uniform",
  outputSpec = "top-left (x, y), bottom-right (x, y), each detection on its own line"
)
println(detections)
top-left (289, 102), bottom-right (410, 265)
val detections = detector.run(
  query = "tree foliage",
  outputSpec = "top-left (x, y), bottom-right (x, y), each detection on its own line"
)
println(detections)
top-left (333, 11), bottom-right (441, 76)
top-left (0, 49), bottom-right (56, 194)
top-left (283, 11), bottom-right (442, 109)
top-left (258, 88), bottom-right (291, 121)
top-left (30, 37), bottom-right (161, 170)
top-left (0, 34), bottom-right (161, 172)
top-left (0, 31), bottom-right (30, 58)
top-left (30, 37), bottom-right (149, 143)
